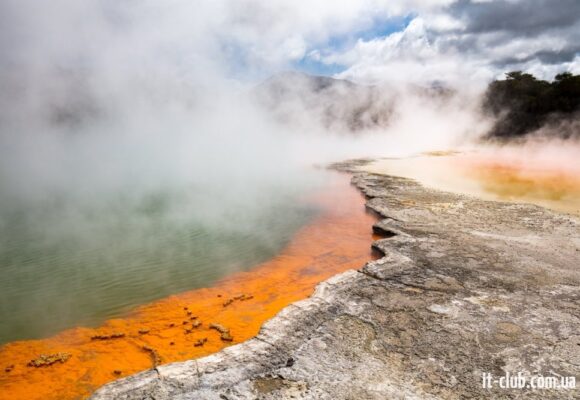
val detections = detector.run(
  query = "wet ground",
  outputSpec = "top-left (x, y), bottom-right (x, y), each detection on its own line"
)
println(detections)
top-left (0, 173), bottom-right (378, 400)
top-left (363, 150), bottom-right (580, 216)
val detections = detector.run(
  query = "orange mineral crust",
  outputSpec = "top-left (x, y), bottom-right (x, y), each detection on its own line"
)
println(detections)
top-left (456, 153), bottom-right (580, 215)
top-left (0, 174), bottom-right (378, 400)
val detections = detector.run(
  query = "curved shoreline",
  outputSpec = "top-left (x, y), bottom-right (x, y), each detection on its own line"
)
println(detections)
top-left (92, 159), bottom-right (580, 399)
top-left (0, 173), bottom-right (377, 400)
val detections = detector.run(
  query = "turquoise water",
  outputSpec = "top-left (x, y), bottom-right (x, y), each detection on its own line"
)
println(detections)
top-left (0, 181), bottom-right (319, 344)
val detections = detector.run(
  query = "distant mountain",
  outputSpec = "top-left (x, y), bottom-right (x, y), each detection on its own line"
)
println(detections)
top-left (254, 71), bottom-right (395, 133)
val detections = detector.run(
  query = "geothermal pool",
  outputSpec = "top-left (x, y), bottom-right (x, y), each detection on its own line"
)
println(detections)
top-left (3, 150), bottom-right (577, 400)
top-left (0, 172), bottom-right (378, 400)
top-left (0, 181), bottom-right (320, 345)
top-left (363, 150), bottom-right (580, 216)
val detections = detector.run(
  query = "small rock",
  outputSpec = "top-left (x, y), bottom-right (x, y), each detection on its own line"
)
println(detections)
top-left (209, 323), bottom-right (229, 334)
top-left (28, 353), bottom-right (71, 368)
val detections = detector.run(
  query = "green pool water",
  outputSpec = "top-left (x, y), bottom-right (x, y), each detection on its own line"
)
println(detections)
top-left (0, 179), bottom-right (319, 344)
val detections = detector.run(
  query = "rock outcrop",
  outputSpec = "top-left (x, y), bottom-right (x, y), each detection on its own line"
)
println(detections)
top-left (92, 160), bottom-right (580, 399)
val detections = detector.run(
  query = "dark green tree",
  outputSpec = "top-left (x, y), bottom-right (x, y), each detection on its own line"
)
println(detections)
top-left (483, 71), bottom-right (580, 139)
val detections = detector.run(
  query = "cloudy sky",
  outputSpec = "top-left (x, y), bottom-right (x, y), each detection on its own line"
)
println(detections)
top-left (223, 0), bottom-right (580, 85)
top-left (323, 0), bottom-right (580, 84)
top-left (1, 0), bottom-right (579, 89)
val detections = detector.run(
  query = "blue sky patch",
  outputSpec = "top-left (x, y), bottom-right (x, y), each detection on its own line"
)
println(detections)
top-left (294, 13), bottom-right (415, 77)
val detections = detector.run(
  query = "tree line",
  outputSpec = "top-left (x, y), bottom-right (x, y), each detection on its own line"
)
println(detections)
top-left (483, 71), bottom-right (580, 139)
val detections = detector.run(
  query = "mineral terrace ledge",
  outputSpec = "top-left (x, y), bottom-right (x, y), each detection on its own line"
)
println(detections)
top-left (91, 159), bottom-right (580, 400)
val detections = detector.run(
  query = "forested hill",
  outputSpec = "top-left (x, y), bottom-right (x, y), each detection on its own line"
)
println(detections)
top-left (483, 71), bottom-right (580, 140)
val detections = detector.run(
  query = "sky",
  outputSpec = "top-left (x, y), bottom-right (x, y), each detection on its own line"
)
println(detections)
top-left (214, 0), bottom-right (580, 84)
top-left (297, 0), bottom-right (580, 84)
top-left (1, 0), bottom-right (579, 89)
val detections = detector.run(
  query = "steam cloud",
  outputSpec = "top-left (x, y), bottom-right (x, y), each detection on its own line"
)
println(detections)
top-left (0, 0), bottom-right (494, 217)
top-left (0, 0), bottom-right (577, 342)
top-left (0, 0), bottom-right (575, 238)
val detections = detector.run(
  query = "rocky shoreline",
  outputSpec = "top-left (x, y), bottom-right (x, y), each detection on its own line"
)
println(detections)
top-left (91, 159), bottom-right (580, 399)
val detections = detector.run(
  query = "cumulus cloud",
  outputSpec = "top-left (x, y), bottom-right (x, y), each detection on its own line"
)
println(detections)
top-left (311, 0), bottom-right (580, 85)
top-left (3, 0), bottom-right (577, 90)
top-left (330, 17), bottom-right (494, 87)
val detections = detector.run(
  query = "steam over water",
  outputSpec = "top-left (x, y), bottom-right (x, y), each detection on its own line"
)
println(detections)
top-left (0, 176), bottom-right (320, 344)
top-left (3, 0), bottom-right (575, 350)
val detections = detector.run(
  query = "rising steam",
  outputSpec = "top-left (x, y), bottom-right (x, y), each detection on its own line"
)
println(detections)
top-left (2, 0), bottom-right (574, 343)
